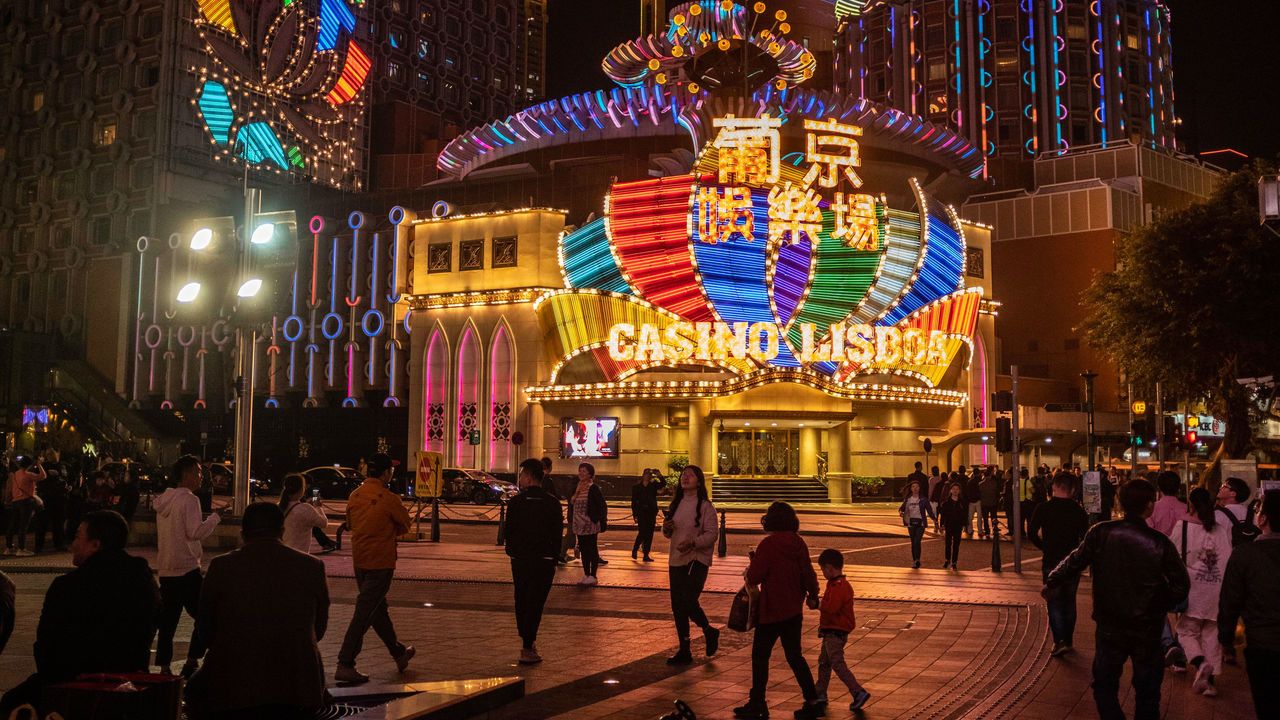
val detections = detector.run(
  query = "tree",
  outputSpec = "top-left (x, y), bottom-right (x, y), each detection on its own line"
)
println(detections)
top-left (1081, 161), bottom-right (1280, 461)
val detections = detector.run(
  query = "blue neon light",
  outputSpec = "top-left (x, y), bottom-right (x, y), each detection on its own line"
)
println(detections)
top-left (235, 121), bottom-right (288, 168)
top-left (197, 80), bottom-right (235, 145)
top-left (318, 0), bottom-right (356, 52)
top-left (562, 218), bottom-right (632, 294)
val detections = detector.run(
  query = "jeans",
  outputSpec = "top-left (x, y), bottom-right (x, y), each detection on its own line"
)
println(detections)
top-left (5, 499), bottom-right (36, 550)
top-left (338, 568), bottom-right (406, 666)
top-left (980, 507), bottom-right (998, 537)
top-left (578, 533), bottom-right (600, 576)
top-left (1045, 577), bottom-right (1079, 646)
top-left (32, 504), bottom-right (66, 552)
top-left (943, 526), bottom-right (962, 565)
top-left (1091, 626), bottom-right (1164, 720)
top-left (1244, 646), bottom-right (1280, 717)
top-left (966, 502), bottom-right (981, 534)
top-left (669, 562), bottom-right (711, 641)
top-left (633, 511), bottom-right (657, 557)
top-left (907, 519), bottom-right (925, 563)
top-left (511, 557), bottom-right (556, 649)
top-left (750, 614), bottom-right (816, 703)
top-left (156, 569), bottom-right (206, 667)
top-left (816, 631), bottom-right (863, 698)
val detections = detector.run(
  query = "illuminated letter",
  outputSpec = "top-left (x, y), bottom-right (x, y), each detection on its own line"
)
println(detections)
top-left (800, 323), bottom-right (818, 363)
top-left (748, 322), bottom-right (780, 362)
top-left (901, 328), bottom-right (928, 365)
top-left (711, 114), bottom-right (783, 185)
top-left (664, 322), bottom-right (695, 361)
top-left (846, 324), bottom-right (874, 365)
top-left (874, 326), bottom-right (903, 365)
top-left (802, 118), bottom-right (864, 189)
top-left (694, 322), bottom-right (713, 360)
top-left (828, 322), bottom-right (846, 362)
top-left (637, 323), bottom-right (665, 363)
top-left (608, 323), bottom-right (635, 362)
top-left (926, 331), bottom-right (949, 365)
top-left (713, 322), bottom-right (749, 359)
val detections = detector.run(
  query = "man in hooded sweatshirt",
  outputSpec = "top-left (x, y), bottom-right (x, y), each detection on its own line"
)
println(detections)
top-left (154, 454), bottom-right (221, 677)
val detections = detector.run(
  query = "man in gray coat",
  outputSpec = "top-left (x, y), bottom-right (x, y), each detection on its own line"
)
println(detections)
top-left (185, 502), bottom-right (330, 719)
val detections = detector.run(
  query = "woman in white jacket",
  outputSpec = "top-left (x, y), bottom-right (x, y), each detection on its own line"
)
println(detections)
top-left (278, 473), bottom-right (334, 554)
top-left (1171, 486), bottom-right (1234, 697)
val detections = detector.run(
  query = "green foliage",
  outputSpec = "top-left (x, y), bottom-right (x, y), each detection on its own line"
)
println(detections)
top-left (850, 475), bottom-right (885, 495)
top-left (1081, 161), bottom-right (1280, 457)
top-left (667, 454), bottom-right (689, 476)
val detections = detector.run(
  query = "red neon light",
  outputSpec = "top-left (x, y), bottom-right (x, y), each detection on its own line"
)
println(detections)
top-left (606, 174), bottom-right (715, 322)
top-left (327, 42), bottom-right (370, 106)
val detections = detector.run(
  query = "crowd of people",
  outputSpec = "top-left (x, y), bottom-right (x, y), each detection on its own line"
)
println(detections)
top-left (0, 447), bottom-right (1275, 720)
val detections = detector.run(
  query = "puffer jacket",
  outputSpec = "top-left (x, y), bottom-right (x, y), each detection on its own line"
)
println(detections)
top-left (1046, 516), bottom-right (1190, 635)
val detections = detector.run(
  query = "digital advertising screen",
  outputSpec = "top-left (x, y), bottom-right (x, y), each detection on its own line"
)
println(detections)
top-left (560, 417), bottom-right (621, 459)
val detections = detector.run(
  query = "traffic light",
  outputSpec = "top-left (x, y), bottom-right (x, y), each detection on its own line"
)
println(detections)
top-left (992, 391), bottom-right (1014, 412)
top-left (1142, 407), bottom-right (1156, 446)
top-left (995, 417), bottom-right (1013, 453)
top-left (1185, 429), bottom-right (1198, 446)
top-left (1131, 420), bottom-right (1145, 446)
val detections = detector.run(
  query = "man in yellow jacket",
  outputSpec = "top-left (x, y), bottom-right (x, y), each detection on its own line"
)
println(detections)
top-left (335, 453), bottom-right (414, 684)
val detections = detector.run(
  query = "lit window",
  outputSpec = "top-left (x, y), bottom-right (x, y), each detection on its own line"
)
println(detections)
top-left (94, 119), bottom-right (117, 146)
top-left (30, 90), bottom-right (44, 112)
top-left (417, 38), bottom-right (431, 59)
top-left (389, 31), bottom-right (403, 49)
top-left (388, 62), bottom-right (403, 81)
top-left (1126, 33), bottom-right (1139, 50)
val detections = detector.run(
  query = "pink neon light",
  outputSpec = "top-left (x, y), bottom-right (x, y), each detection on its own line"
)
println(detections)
top-left (423, 329), bottom-right (448, 454)
top-left (456, 327), bottom-right (480, 469)
top-left (488, 324), bottom-right (515, 474)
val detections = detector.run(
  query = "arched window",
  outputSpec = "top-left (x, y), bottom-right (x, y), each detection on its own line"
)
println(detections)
top-left (455, 323), bottom-right (482, 468)
top-left (488, 320), bottom-right (516, 473)
top-left (422, 326), bottom-right (449, 455)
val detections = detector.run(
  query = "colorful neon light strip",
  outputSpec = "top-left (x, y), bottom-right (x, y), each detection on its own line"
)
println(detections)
top-left (560, 218), bottom-right (632, 294)
top-left (318, 0), bottom-right (356, 52)
top-left (197, 0), bottom-right (236, 32)
top-left (879, 185), bottom-right (965, 326)
top-left (197, 80), bottom-right (235, 145)
top-left (326, 41), bottom-right (370, 106)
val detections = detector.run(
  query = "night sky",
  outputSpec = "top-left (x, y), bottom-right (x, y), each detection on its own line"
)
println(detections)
top-left (545, 0), bottom-right (1280, 161)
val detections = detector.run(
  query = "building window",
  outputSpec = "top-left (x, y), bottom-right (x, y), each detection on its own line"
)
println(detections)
top-left (417, 37), bottom-right (432, 60)
top-left (91, 216), bottom-right (112, 245)
top-left (928, 62), bottom-right (947, 81)
top-left (427, 244), bottom-right (451, 273)
top-left (387, 62), bottom-right (403, 81)
top-left (1126, 33), bottom-right (1139, 50)
top-left (416, 71), bottom-right (431, 89)
top-left (493, 71), bottom-right (507, 91)
top-left (139, 11), bottom-right (162, 38)
top-left (442, 80), bottom-right (459, 102)
top-left (94, 118), bottom-right (117, 146)
top-left (137, 64), bottom-right (160, 88)
top-left (54, 173), bottom-right (75, 200)
top-left (56, 123), bottom-right (79, 151)
top-left (443, 50), bottom-right (458, 71)
top-left (459, 239), bottom-right (484, 271)
top-left (389, 31), bottom-right (403, 49)
top-left (492, 236), bottom-right (517, 268)
top-left (30, 90), bottom-right (44, 112)
top-left (100, 20), bottom-right (122, 48)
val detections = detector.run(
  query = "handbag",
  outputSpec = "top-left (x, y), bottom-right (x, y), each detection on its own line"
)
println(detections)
top-left (727, 584), bottom-right (758, 632)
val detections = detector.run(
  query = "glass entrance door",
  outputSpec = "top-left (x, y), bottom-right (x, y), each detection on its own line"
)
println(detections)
top-left (716, 429), bottom-right (800, 476)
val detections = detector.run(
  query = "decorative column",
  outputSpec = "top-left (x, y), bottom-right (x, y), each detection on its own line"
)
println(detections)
top-left (799, 427), bottom-right (820, 478)
top-left (689, 400), bottom-right (713, 495)
top-left (828, 422), bottom-right (852, 503)
top-left (527, 403), bottom-right (546, 466)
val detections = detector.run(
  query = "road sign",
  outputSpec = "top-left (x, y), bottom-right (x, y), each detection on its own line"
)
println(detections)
top-left (1082, 471), bottom-right (1101, 514)
top-left (415, 451), bottom-right (443, 499)
top-left (1043, 403), bottom-right (1084, 412)
top-left (1131, 400), bottom-right (1148, 415)
top-left (469, 429), bottom-right (481, 445)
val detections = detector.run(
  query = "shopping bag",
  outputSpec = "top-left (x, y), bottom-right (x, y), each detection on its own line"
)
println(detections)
top-left (727, 585), bottom-right (757, 632)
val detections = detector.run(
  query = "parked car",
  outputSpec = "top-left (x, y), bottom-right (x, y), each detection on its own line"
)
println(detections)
top-left (438, 468), bottom-right (518, 505)
top-left (301, 465), bottom-right (364, 499)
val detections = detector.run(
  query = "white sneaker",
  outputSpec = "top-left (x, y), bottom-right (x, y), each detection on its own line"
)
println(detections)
top-left (1202, 677), bottom-right (1218, 697)
top-left (1192, 663), bottom-right (1214, 694)
top-left (14, 550), bottom-right (33, 557)
top-left (579, 575), bottom-right (597, 586)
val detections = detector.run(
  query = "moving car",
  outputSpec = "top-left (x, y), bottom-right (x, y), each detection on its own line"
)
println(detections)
top-left (439, 468), bottom-right (517, 505)
top-left (301, 465), bottom-right (364, 499)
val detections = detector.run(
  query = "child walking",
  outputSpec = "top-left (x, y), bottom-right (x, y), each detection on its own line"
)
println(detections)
top-left (938, 483), bottom-right (968, 569)
top-left (815, 549), bottom-right (871, 712)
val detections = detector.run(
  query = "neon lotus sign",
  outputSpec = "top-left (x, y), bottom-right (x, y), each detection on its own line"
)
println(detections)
top-left (536, 111), bottom-right (982, 395)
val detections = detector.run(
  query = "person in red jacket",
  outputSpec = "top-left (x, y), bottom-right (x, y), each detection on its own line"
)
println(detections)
top-left (735, 502), bottom-right (822, 720)
top-left (815, 549), bottom-right (870, 712)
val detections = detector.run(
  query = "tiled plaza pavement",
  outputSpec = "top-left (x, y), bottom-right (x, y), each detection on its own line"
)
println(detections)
top-left (0, 538), bottom-right (1258, 720)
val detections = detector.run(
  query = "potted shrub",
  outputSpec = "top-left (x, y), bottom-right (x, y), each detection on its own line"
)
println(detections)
top-left (850, 475), bottom-right (885, 497)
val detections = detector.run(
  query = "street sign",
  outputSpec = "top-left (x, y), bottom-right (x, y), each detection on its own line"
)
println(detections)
top-left (1043, 403), bottom-right (1084, 412)
top-left (1082, 471), bottom-right (1101, 514)
top-left (1131, 400), bottom-right (1147, 415)
top-left (468, 429), bottom-right (481, 445)
top-left (415, 451), bottom-right (443, 498)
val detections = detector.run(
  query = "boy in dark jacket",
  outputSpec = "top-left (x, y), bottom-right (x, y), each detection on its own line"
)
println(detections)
top-left (938, 483), bottom-right (968, 569)
top-left (505, 458), bottom-right (564, 665)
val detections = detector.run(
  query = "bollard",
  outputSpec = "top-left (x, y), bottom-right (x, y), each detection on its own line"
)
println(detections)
top-left (496, 499), bottom-right (506, 546)
top-left (718, 509), bottom-right (727, 558)
top-left (990, 514), bottom-right (1002, 572)
top-left (430, 497), bottom-right (441, 542)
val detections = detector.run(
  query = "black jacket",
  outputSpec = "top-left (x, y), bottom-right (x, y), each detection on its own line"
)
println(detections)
top-left (1046, 517), bottom-right (1190, 635)
top-left (505, 485), bottom-right (564, 560)
top-left (938, 498), bottom-right (968, 530)
top-left (1028, 497), bottom-right (1089, 580)
top-left (631, 481), bottom-right (660, 517)
top-left (1218, 536), bottom-right (1280, 651)
top-left (567, 484), bottom-right (608, 533)
top-left (34, 549), bottom-right (159, 681)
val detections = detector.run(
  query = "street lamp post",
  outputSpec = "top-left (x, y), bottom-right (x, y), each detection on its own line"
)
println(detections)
top-left (1081, 371), bottom-right (1097, 471)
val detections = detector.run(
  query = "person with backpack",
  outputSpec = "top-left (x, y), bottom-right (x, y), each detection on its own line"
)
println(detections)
top-left (1218, 490), bottom-right (1280, 716)
top-left (661, 465), bottom-right (719, 665)
top-left (978, 467), bottom-right (1001, 539)
top-left (568, 463), bottom-right (607, 585)
top-left (1217, 477), bottom-right (1260, 546)
top-left (1170, 487), bottom-right (1233, 697)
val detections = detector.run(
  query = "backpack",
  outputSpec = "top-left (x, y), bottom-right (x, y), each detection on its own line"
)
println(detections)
top-left (1221, 504), bottom-right (1261, 547)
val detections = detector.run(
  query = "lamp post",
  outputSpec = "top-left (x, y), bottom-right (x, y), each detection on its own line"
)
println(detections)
top-left (1081, 371), bottom-right (1097, 471)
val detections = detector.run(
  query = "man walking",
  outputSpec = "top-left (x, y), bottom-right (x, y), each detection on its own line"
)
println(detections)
top-left (1029, 473), bottom-right (1088, 656)
top-left (631, 470), bottom-right (660, 561)
top-left (186, 503), bottom-right (329, 719)
top-left (1043, 479), bottom-right (1189, 720)
top-left (154, 454), bottom-right (221, 677)
top-left (336, 452), bottom-right (415, 684)
top-left (0, 510), bottom-right (159, 716)
top-left (1218, 490), bottom-right (1280, 716)
top-left (505, 459), bottom-right (563, 664)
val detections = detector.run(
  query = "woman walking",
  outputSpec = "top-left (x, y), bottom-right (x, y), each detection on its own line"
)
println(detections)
top-left (734, 502), bottom-right (822, 720)
top-left (899, 478), bottom-right (936, 569)
top-left (632, 469), bottom-right (661, 561)
top-left (278, 473), bottom-right (337, 554)
top-left (569, 463), bottom-right (607, 585)
top-left (662, 465), bottom-right (719, 664)
top-left (1172, 487), bottom-right (1234, 697)
top-left (938, 482), bottom-right (967, 569)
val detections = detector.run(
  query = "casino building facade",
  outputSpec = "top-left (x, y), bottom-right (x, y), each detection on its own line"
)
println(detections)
top-left (397, 0), bottom-right (1001, 499)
